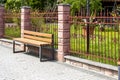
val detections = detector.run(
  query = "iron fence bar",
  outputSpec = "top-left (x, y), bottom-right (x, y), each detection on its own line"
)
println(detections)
top-left (115, 30), bottom-right (117, 65)
top-left (86, 0), bottom-right (90, 53)
top-left (111, 24), bottom-right (113, 64)
top-left (118, 22), bottom-right (120, 64)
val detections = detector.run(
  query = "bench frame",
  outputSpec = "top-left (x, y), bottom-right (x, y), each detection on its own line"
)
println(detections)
top-left (13, 30), bottom-right (54, 62)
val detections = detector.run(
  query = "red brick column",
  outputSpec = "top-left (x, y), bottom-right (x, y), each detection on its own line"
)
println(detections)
top-left (0, 5), bottom-right (5, 38)
top-left (21, 6), bottom-right (31, 37)
top-left (58, 4), bottom-right (70, 62)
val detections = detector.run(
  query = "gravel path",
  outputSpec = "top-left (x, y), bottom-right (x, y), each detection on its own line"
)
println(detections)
top-left (0, 44), bottom-right (117, 80)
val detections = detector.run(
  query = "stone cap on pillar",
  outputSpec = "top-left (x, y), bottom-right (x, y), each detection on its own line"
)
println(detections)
top-left (58, 4), bottom-right (70, 12)
top-left (21, 6), bottom-right (31, 9)
top-left (58, 4), bottom-right (70, 6)
top-left (0, 4), bottom-right (4, 7)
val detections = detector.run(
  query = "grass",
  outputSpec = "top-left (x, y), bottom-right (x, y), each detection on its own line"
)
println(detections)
top-left (70, 25), bottom-right (120, 65)
top-left (5, 26), bottom-right (21, 39)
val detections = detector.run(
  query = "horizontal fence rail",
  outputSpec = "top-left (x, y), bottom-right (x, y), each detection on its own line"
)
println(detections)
top-left (69, 10), bottom-right (120, 66)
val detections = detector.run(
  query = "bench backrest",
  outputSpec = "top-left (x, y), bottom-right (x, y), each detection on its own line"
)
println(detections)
top-left (23, 30), bottom-right (53, 44)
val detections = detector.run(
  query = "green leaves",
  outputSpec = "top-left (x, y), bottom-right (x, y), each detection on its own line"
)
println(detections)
top-left (5, 0), bottom-right (21, 10)
top-left (62, 0), bottom-right (85, 15)
top-left (90, 0), bottom-right (102, 12)
top-left (61, 0), bottom-right (102, 15)
top-left (0, 0), bottom-right (6, 4)
top-left (5, 0), bottom-right (57, 11)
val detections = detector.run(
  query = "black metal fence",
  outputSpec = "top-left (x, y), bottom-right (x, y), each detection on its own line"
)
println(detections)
top-left (69, 9), bottom-right (120, 66)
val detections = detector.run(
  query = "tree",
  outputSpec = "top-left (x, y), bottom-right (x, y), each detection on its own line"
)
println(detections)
top-left (5, 0), bottom-right (21, 10)
top-left (0, 0), bottom-right (7, 4)
top-left (29, 0), bottom-right (57, 10)
top-left (61, 0), bottom-right (102, 15)
top-left (5, 0), bottom-right (57, 11)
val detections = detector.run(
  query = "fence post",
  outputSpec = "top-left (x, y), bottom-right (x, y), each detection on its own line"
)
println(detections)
top-left (21, 6), bottom-right (31, 38)
top-left (58, 4), bottom-right (70, 62)
top-left (0, 4), bottom-right (4, 38)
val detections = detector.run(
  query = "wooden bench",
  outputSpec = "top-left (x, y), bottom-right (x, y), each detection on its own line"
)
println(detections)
top-left (13, 30), bottom-right (54, 61)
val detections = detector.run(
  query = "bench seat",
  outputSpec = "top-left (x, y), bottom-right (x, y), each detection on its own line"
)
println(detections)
top-left (13, 38), bottom-right (50, 47)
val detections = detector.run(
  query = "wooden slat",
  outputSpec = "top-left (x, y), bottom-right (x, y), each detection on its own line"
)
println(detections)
top-left (23, 35), bottom-right (52, 43)
top-left (23, 30), bottom-right (52, 38)
top-left (13, 38), bottom-right (51, 46)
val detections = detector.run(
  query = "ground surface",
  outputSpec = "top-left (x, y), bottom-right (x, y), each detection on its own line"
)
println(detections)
top-left (0, 44), bottom-right (117, 80)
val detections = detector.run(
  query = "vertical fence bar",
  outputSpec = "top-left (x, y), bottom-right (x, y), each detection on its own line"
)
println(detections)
top-left (86, 0), bottom-right (90, 53)
top-left (111, 16), bottom-right (113, 64)
top-left (118, 16), bottom-right (120, 65)
top-left (0, 4), bottom-right (4, 38)
top-left (108, 10), bottom-right (110, 64)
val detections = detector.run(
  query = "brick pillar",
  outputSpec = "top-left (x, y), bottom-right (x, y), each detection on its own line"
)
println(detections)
top-left (21, 6), bottom-right (31, 37)
top-left (58, 4), bottom-right (70, 62)
top-left (0, 4), bottom-right (4, 38)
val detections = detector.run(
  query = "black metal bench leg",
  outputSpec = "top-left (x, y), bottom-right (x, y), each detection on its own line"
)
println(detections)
top-left (51, 35), bottom-right (54, 60)
top-left (24, 44), bottom-right (26, 52)
top-left (13, 41), bottom-right (15, 53)
top-left (13, 41), bottom-right (26, 53)
top-left (39, 46), bottom-right (42, 62)
top-left (51, 45), bottom-right (54, 60)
